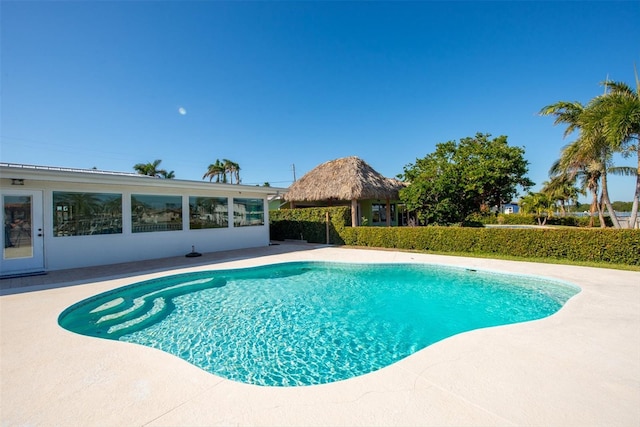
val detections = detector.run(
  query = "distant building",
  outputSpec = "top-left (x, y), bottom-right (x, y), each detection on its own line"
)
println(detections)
top-left (502, 203), bottom-right (519, 214)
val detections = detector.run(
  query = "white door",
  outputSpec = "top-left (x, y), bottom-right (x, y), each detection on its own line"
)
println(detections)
top-left (1, 190), bottom-right (45, 276)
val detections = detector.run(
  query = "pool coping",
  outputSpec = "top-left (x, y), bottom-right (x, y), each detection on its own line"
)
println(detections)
top-left (1, 244), bottom-right (639, 426)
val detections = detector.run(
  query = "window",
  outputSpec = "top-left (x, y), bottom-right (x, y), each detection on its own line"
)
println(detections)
top-left (233, 198), bottom-right (264, 227)
top-left (371, 203), bottom-right (395, 224)
top-left (189, 196), bottom-right (228, 229)
top-left (53, 192), bottom-right (122, 236)
top-left (131, 194), bottom-right (182, 233)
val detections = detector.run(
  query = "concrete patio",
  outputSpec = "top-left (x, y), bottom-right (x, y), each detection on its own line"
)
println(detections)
top-left (1, 244), bottom-right (639, 426)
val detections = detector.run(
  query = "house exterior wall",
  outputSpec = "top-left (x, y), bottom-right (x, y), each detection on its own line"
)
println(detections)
top-left (1, 165), bottom-right (284, 273)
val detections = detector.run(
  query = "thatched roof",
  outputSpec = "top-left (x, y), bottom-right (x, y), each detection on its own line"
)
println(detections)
top-left (284, 156), bottom-right (405, 202)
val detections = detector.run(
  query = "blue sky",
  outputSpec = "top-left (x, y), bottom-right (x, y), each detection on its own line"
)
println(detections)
top-left (2, 1), bottom-right (638, 202)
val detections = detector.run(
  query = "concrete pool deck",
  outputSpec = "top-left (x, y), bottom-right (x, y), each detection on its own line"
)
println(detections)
top-left (1, 244), bottom-right (639, 426)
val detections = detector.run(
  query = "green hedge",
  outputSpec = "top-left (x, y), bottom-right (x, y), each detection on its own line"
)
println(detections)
top-left (493, 213), bottom-right (613, 227)
top-left (270, 207), bottom-right (351, 244)
top-left (271, 208), bottom-right (639, 265)
top-left (340, 227), bottom-right (639, 265)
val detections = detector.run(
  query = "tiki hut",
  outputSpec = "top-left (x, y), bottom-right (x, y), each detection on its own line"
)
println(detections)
top-left (284, 156), bottom-right (405, 227)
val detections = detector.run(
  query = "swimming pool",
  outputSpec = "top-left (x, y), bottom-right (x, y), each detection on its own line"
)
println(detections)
top-left (58, 261), bottom-right (580, 387)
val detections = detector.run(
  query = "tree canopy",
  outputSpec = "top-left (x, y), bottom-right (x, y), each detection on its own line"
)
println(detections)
top-left (399, 133), bottom-right (533, 225)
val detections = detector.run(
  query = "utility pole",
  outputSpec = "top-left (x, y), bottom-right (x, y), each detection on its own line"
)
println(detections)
top-left (292, 164), bottom-right (296, 182)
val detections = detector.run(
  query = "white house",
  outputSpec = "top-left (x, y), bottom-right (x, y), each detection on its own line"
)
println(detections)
top-left (1, 163), bottom-right (286, 276)
top-left (502, 203), bottom-right (520, 214)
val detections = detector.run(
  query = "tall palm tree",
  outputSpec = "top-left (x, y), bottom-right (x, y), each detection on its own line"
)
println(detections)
top-left (222, 159), bottom-right (241, 184)
top-left (233, 163), bottom-right (241, 184)
top-left (203, 159), bottom-right (241, 184)
top-left (589, 74), bottom-right (640, 228)
top-left (577, 168), bottom-right (603, 227)
top-left (549, 140), bottom-right (603, 226)
top-left (133, 159), bottom-right (172, 178)
top-left (203, 159), bottom-right (227, 183)
top-left (540, 100), bottom-right (622, 227)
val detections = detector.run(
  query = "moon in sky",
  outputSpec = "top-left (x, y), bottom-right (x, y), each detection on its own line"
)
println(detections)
top-left (178, 107), bottom-right (187, 115)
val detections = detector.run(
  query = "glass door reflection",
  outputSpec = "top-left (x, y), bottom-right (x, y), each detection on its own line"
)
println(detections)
top-left (3, 195), bottom-right (33, 259)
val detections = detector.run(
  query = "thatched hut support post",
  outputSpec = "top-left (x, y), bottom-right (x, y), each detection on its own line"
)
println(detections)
top-left (351, 199), bottom-right (358, 227)
top-left (385, 199), bottom-right (392, 227)
top-left (325, 211), bottom-right (330, 244)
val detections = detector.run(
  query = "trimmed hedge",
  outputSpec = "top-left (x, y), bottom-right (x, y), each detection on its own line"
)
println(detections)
top-left (270, 207), bottom-right (351, 244)
top-left (271, 208), bottom-right (639, 265)
top-left (493, 213), bottom-right (613, 227)
top-left (339, 227), bottom-right (640, 265)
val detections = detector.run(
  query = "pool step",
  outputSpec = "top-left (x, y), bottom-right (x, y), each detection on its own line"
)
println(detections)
top-left (107, 297), bottom-right (168, 334)
top-left (90, 277), bottom-right (226, 337)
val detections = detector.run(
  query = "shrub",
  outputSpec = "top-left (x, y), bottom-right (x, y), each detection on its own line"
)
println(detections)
top-left (465, 212), bottom-right (497, 225)
top-left (270, 207), bottom-right (351, 244)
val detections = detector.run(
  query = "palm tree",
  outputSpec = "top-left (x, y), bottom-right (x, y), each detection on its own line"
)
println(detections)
top-left (540, 100), bottom-right (622, 227)
top-left (133, 159), bottom-right (171, 178)
top-left (589, 74), bottom-right (640, 228)
top-left (549, 140), bottom-right (603, 226)
top-left (203, 159), bottom-right (241, 184)
top-left (222, 159), bottom-right (241, 184)
top-left (578, 169), bottom-right (603, 227)
top-left (519, 192), bottom-right (554, 225)
top-left (234, 163), bottom-right (241, 184)
top-left (203, 159), bottom-right (227, 183)
top-left (161, 170), bottom-right (175, 179)
top-left (549, 140), bottom-right (606, 226)
top-left (541, 174), bottom-right (582, 217)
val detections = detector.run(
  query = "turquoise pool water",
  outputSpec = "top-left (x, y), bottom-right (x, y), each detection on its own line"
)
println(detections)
top-left (58, 262), bottom-right (579, 387)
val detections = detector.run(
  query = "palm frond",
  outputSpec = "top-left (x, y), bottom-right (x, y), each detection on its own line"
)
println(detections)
top-left (608, 166), bottom-right (637, 176)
